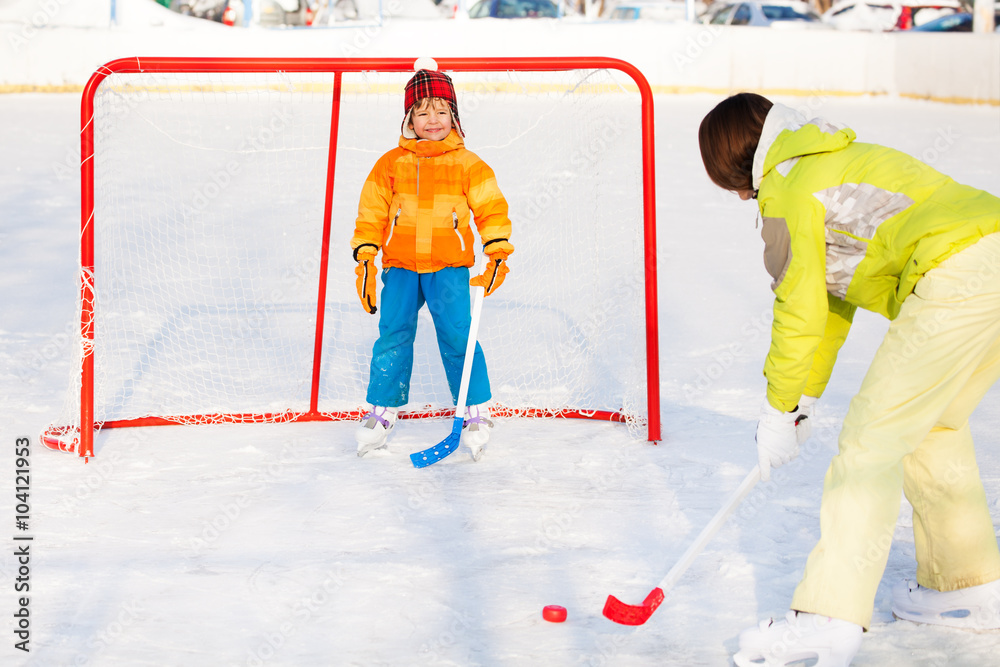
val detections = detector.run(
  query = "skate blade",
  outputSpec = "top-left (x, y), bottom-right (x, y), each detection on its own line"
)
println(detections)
top-left (733, 648), bottom-right (854, 667)
top-left (732, 651), bottom-right (762, 667)
top-left (357, 441), bottom-right (388, 458)
top-left (892, 610), bottom-right (1000, 633)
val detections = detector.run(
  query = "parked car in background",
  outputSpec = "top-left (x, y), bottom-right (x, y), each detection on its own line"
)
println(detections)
top-left (309, 0), bottom-right (360, 25)
top-left (909, 9), bottom-right (1000, 29)
top-left (258, 0), bottom-right (310, 25)
top-left (606, 0), bottom-right (705, 20)
top-left (468, 0), bottom-right (562, 17)
top-left (703, 0), bottom-right (829, 27)
top-left (170, 0), bottom-right (227, 21)
top-left (822, 0), bottom-right (966, 30)
top-left (220, 0), bottom-right (311, 26)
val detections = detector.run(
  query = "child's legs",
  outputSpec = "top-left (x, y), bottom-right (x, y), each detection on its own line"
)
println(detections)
top-left (420, 267), bottom-right (491, 406)
top-left (366, 268), bottom-right (424, 407)
top-left (791, 234), bottom-right (1000, 628)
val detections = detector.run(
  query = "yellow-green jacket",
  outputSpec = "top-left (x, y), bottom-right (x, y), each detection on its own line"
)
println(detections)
top-left (753, 104), bottom-right (1000, 412)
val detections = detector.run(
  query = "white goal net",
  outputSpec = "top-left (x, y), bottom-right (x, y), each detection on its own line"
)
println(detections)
top-left (44, 57), bottom-right (660, 457)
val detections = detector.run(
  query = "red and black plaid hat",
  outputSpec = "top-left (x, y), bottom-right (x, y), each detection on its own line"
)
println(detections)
top-left (401, 69), bottom-right (464, 139)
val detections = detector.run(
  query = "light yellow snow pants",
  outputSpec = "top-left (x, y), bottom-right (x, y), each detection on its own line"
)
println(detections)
top-left (791, 233), bottom-right (1000, 629)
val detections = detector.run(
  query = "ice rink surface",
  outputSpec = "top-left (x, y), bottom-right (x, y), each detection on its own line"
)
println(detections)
top-left (1, 91), bottom-right (999, 665)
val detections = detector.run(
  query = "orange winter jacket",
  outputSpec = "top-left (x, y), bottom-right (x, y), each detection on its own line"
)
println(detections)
top-left (351, 130), bottom-right (514, 273)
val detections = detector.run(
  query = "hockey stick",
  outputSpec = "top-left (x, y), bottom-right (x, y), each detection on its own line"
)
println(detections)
top-left (603, 465), bottom-right (762, 625)
top-left (410, 285), bottom-right (486, 468)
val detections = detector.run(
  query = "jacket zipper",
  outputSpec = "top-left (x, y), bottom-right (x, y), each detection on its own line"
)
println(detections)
top-left (385, 207), bottom-right (401, 247)
top-left (452, 210), bottom-right (465, 252)
top-left (410, 158), bottom-right (466, 256)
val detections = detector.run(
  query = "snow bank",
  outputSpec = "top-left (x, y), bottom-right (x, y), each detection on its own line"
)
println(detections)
top-left (1, 0), bottom-right (998, 101)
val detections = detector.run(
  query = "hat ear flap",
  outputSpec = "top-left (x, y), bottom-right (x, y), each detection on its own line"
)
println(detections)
top-left (401, 105), bottom-right (417, 139)
top-left (447, 101), bottom-right (464, 137)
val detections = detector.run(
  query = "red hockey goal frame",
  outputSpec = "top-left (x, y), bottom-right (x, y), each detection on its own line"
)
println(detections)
top-left (46, 56), bottom-right (661, 459)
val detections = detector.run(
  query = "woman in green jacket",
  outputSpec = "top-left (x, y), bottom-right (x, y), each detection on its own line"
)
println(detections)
top-left (699, 92), bottom-right (1000, 667)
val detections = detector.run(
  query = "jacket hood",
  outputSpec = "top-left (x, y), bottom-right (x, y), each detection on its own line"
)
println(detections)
top-left (752, 103), bottom-right (856, 190)
top-left (398, 129), bottom-right (465, 157)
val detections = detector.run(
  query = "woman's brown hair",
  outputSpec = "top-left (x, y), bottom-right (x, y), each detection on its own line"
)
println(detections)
top-left (698, 93), bottom-right (773, 193)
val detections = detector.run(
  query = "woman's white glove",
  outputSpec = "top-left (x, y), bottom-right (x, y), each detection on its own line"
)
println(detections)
top-left (755, 397), bottom-right (815, 481)
top-left (794, 395), bottom-right (818, 445)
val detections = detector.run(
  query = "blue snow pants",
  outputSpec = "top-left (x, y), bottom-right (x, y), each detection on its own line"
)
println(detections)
top-left (366, 266), bottom-right (491, 408)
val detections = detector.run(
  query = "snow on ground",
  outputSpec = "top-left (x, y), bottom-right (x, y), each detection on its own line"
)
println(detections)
top-left (2, 90), bottom-right (999, 667)
top-left (1, 14), bottom-right (1000, 666)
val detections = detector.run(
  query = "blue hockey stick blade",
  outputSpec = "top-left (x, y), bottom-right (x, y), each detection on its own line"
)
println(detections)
top-left (410, 416), bottom-right (464, 468)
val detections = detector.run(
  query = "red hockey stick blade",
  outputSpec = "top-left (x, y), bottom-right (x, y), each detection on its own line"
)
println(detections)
top-left (603, 587), bottom-right (665, 625)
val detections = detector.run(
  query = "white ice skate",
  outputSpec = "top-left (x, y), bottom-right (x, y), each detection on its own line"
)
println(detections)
top-left (356, 406), bottom-right (397, 457)
top-left (462, 404), bottom-right (493, 462)
top-left (733, 611), bottom-right (863, 667)
top-left (892, 578), bottom-right (1000, 631)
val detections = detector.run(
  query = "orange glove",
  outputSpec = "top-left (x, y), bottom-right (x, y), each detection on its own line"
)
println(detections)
top-left (353, 244), bottom-right (379, 314)
top-left (470, 251), bottom-right (510, 297)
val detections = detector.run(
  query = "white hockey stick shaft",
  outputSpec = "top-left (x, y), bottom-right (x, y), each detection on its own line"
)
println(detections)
top-left (655, 465), bottom-right (761, 594)
top-left (454, 285), bottom-right (486, 418)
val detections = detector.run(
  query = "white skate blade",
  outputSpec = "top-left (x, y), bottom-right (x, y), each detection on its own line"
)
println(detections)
top-left (892, 579), bottom-right (1000, 631)
top-left (732, 650), bottom-right (762, 667)
top-left (356, 439), bottom-right (388, 458)
top-left (892, 608), bottom-right (1000, 631)
top-left (356, 425), bottom-right (392, 457)
top-left (461, 422), bottom-right (490, 462)
top-left (734, 648), bottom-right (853, 667)
top-left (467, 441), bottom-right (486, 462)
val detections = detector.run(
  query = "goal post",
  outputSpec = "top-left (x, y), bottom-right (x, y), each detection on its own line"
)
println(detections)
top-left (43, 56), bottom-right (661, 459)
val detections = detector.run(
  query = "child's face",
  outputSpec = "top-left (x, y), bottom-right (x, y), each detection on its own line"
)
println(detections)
top-left (409, 98), bottom-right (453, 141)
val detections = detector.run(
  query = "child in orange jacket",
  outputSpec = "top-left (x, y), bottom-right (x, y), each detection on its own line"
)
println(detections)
top-left (350, 67), bottom-right (514, 459)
